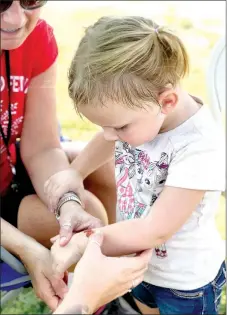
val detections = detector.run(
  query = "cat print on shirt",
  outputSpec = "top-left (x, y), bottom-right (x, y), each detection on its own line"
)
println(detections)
top-left (115, 142), bottom-right (169, 258)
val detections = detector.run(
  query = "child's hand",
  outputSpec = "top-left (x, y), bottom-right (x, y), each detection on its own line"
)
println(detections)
top-left (50, 232), bottom-right (88, 278)
top-left (44, 168), bottom-right (85, 211)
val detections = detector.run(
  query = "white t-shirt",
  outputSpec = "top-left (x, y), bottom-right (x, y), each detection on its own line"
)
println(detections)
top-left (115, 104), bottom-right (225, 290)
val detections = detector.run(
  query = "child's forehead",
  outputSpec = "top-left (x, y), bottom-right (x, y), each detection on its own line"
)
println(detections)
top-left (80, 101), bottom-right (141, 126)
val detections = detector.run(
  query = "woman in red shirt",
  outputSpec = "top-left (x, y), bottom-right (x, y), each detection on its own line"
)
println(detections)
top-left (1, 0), bottom-right (116, 310)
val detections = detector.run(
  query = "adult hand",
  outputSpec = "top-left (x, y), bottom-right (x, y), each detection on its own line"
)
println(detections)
top-left (20, 241), bottom-right (68, 311)
top-left (54, 231), bottom-right (152, 314)
top-left (57, 202), bottom-right (103, 246)
top-left (44, 168), bottom-right (103, 246)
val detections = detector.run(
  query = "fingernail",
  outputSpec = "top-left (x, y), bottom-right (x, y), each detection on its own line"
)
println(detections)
top-left (60, 237), bottom-right (67, 245)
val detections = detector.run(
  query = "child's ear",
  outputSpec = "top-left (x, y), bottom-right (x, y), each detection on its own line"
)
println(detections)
top-left (158, 89), bottom-right (178, 114)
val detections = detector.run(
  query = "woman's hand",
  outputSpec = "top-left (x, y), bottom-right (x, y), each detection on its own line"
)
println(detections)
top-left (54, 231), bottom-right (152, 314)
top-left (20, 241), bottom-right (68, 311)
top-left (44, 169), bottom-right (103, 246)
top-left (1, 218), bottom-right (68, 311)
top-left (57, 202), bottom-right (103, 246)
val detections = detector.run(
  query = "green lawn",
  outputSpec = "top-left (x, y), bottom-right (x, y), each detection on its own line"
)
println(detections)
top-left (1, 4), bottom-right (226, 315)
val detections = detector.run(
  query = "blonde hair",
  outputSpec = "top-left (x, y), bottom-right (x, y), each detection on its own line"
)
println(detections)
top-left (68, 16), bottom-right (189, 110)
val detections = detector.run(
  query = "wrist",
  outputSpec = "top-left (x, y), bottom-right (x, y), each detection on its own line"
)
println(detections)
top-left (67, 285), bottom-right (97, 313)
top-left (70, 161), bottom-right (87, 181)
top-left (1, 219), bottom-right (44, 260)
top-left (17, 236), bottom-right (44, 263)
top-left (54, 299), bottom-right (92, 314)
top-left (70, 164), bottom-right (85, 179)
top-left (60, 200), bottom-right (82, 213)
top-left (54, 284), bottom-right (94, 313)
top-left (56, 192), bottom-right (82, 220)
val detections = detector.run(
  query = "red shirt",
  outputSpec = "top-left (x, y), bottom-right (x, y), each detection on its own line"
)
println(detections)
top-left (0, 19), bottom-right (58, 195)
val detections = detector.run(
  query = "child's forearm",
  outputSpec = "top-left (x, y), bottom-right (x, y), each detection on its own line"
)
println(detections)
top-left (90, 218), bottom-right (163, 257)
top-left (96, 187), bottom-right (205, 257)
top-left (71, 131), bottom-right (115, 179)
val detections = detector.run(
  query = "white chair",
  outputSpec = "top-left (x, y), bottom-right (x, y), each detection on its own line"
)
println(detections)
top-left (0, 246), bottom-right (31, 308)
top-left (207, 37), bottom-right (225, 124)
top-left (207, 37), bottom-right (226, 197)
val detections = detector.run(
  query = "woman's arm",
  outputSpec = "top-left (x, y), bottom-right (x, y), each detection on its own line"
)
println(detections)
top-left (20, 61), bottom-right (106, 242)
top-left (1, 218), bottom-right (38, 257)
top-left (20, 61), bottom-right (70, 205)
top-left (1, 218), bottom-right (68, 310)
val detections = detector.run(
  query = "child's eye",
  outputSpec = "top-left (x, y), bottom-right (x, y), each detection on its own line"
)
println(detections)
top-left (116, 125), bottom-right (128, 132)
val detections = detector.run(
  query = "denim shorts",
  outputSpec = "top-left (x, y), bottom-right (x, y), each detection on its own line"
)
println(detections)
top-left (132, 261), bottom-right (226, 315)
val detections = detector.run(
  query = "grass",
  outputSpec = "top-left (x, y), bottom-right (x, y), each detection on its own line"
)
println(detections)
top-left (1, 3), bottom-right (226, 314)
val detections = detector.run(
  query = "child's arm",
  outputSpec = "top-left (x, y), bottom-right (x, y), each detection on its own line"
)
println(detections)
top-left (51, 186), bottom-right (205, 275)
top-left (44, 131), bottom-right (115, 210)
top-left (71, 131), bottom-right (115, 180)
top-left (99, 186), bottom-right (205, 256)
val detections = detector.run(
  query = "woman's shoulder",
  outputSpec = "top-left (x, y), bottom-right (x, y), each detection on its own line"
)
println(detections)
top-left (22, 19), bottom-right (58, 77)
top-left (24, 19), bottom-right (55, 47)
top-left (30, 19), bottom-right (55, 42)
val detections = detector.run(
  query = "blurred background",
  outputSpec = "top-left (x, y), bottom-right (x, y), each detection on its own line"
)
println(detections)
top-left (1, 1), bottom-right (225, 314)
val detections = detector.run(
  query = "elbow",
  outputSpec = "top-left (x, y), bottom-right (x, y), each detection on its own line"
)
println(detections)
top-left (19, 137), bottom-right (35, 165)
top-left (19, 145), bottom-right (29, 168)
top-left (144, 218), bottom-right (171, 247)
top-left (20, 140), bottom-right (61, 166)
top-left (154, 229), bottom-right (173, 245)
top-left (155, 235), bottom-right (169, 247)
top-left (20, 144), bottom-right (36, 169)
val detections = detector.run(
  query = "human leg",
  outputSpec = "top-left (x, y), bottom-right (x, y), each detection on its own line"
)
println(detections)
top-left (17, 190), bottom-right (107, 249)
top-left (132, 264), bottom-right (226, 315)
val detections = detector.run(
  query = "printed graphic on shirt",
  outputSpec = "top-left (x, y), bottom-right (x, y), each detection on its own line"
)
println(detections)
top-left (0, 102), bottom-right (24, 137)
top-left (0, 75), bottom-right (29, 154)
top-left (155, 244), bottom-right (168, 258)
top-left (0, 75), bottom-right (29, 93)
top-left (115, 141), bottom-right (169, 258)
